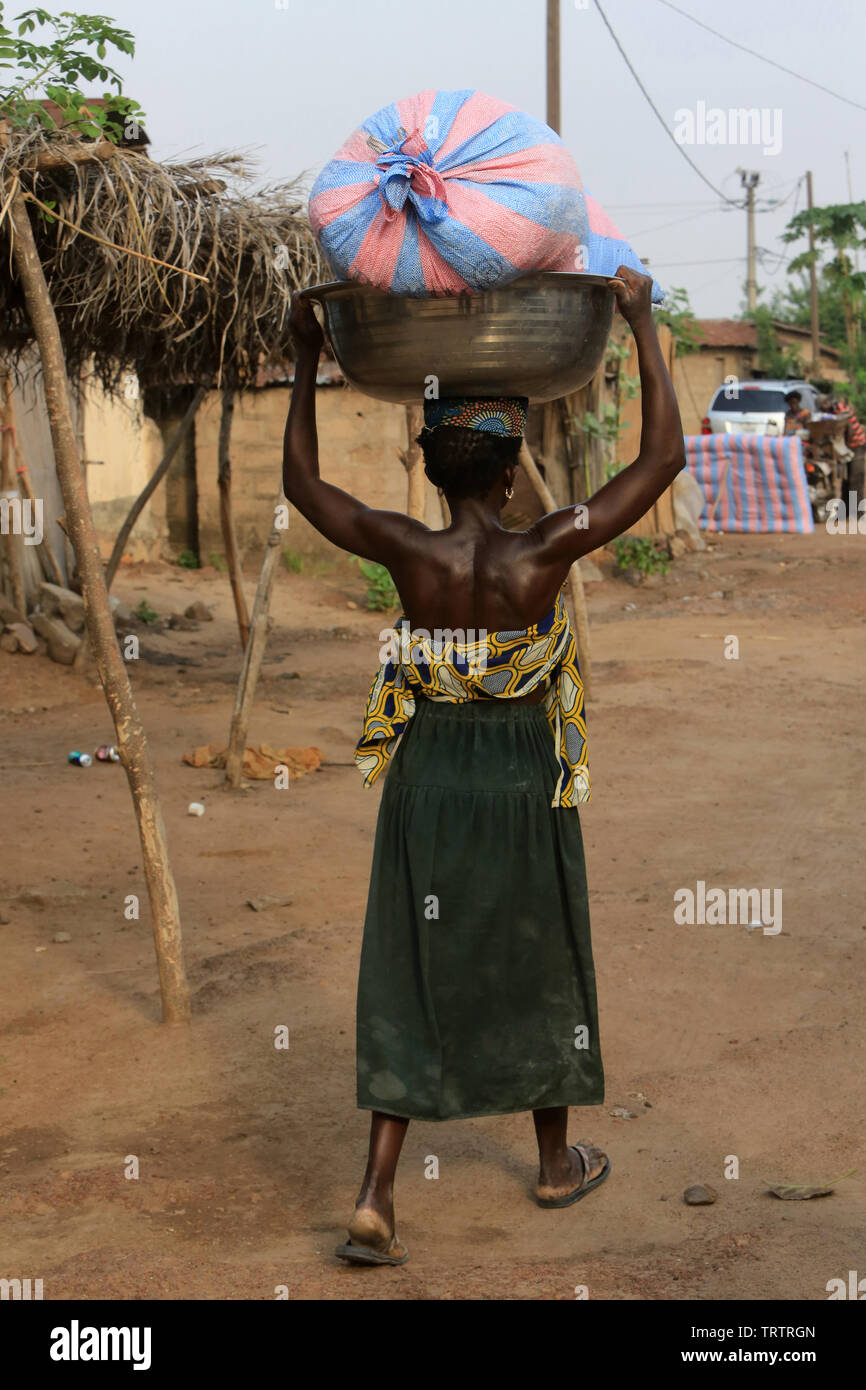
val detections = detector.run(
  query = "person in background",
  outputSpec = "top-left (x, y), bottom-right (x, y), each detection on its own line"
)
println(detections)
top-left (825, 392), bottom-right (866, 498)
top-left (783, 390), bottom-right (811, 436)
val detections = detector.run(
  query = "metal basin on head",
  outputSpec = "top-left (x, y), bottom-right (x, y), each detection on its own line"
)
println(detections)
top-left (299, 272), bottom-right (616, 406)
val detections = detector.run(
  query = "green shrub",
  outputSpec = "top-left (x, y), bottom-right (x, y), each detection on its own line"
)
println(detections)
top-left (177, 549), bottom-right (198, 569)
top-left (612, 537), bottom-right (669, 576)
top-left (354, 557), bottom-right (398, 611)
top-left (134, 599), bottom-right (159, 624)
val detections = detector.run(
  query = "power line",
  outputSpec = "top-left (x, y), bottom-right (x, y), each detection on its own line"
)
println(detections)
top-left (761, 176), bottom-right (805, 212)
top-left (651, 256), bottom-right (745, 267)
top-left (592, 0), bottom-right (744, 207)
top-left (606, 199), bottom-right (721, 208)
top-left (656, 0), bottom-right (866, 114)
top-left (630, 205), bottom-right (727, 237)
top-left (691, 263), bottom-right (743, 295)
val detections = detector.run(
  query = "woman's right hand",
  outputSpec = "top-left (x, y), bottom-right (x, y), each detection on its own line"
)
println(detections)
top-left (607, 265), bottom-right (654, 328)
top-left (290, 292), bottom-right (325, 356)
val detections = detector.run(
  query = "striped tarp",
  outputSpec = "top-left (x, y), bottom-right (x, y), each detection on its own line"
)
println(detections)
top-left (685, 434), bottom-right (814, 534)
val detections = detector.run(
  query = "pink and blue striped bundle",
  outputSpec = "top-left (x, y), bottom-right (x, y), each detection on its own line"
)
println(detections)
top-left (309, 89), bottom-right (663, 301)
top-left (685, 435), bottom-right (815, 534)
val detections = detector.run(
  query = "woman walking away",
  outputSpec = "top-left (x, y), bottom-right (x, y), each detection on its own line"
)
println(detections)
top-left (283, 266), bottom-right (686, 1266)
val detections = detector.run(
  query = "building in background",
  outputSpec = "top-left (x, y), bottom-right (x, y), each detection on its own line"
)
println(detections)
top-left (672, 320), bottom-right (842, 436)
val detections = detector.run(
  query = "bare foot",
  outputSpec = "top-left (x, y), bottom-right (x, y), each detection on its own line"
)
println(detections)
top-left (341, 1197), bottom-right (408, 1264)
top-left (346, 1185), bottom-right (406, 1253)
top-left (536, 1141), bottom-right (608, 1203)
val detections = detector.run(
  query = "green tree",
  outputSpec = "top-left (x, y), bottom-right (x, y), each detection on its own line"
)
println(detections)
top-left (654, 285), bottom-right (705, 356)
top-left (0, 4), bottom-right (144, 139)
top-left (768, 201), bottom-right (866, 416)
top-left (781, 202), bottom-right (866, 357)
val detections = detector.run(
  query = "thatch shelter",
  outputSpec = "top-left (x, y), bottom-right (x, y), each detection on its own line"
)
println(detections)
top-left (0, 126), bottom-right (326, 392)
top-left (0, 124), bottom-right (328, 644)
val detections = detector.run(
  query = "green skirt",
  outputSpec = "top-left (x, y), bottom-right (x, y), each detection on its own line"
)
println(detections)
top-left (356, 697), bottom-right (604, 1121)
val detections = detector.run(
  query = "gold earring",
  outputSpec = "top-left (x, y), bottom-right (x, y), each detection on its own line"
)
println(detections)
top-left (505, 485), bottom-right (514, 500)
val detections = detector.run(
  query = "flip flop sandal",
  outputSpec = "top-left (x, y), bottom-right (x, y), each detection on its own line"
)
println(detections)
top-left (335, 1235), bottom-right (409, 1266)
top-left (536, 1141), bottom-right (611, 1209)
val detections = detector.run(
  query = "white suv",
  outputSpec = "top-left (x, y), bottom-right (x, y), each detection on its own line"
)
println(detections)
top-left (702, 379), bottom-right (819, 436)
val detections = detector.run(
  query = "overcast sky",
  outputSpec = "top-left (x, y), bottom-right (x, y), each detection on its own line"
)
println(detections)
top-left (34, 0), bottom-right (866, 316)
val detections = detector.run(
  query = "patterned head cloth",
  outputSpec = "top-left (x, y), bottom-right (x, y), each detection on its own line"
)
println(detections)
top-left (423, 396), bottom-right (529, 438)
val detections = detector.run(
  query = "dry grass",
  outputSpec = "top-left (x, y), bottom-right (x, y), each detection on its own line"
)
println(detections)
top-left (0, 127), bottom-right (328, 392)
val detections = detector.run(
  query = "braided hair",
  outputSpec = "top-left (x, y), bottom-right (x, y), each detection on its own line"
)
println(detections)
top-left (417, 426), bottom-right (521, 500)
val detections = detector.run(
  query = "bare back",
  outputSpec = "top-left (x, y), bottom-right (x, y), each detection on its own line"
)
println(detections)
top-left (387, 520), bottom-right (569, 633)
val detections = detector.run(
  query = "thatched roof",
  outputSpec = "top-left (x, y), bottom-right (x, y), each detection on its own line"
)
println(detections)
top-left (0, 126), bottom-right (327, 392)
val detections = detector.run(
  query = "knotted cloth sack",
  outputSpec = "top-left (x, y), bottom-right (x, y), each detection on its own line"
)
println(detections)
top-left (309, 89), bottom-right (663, 300)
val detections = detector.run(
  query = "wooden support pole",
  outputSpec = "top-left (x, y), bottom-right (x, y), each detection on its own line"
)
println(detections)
top-left (105, 386), bottom-right (206, 590)
top-left (17, 462), bottom-right (65, 587)
top-left (225, 501), bottom-right (283, 788)
top-left (217, 387), bottom-right (250, 648)
top-left (1, 376), bottom-right (66, 587)
top-left (0, 123), bottom-right (120, 171)
top-left (0, 372), bottom-right (27, 613)
top-left (7, 180), bottom-right (190, 1024)
top-left (400, 404), bottom-right (426, 522)
top-left (19, 139), bottom-right (120, 171)
top-left (519, 439), bottom-right (593, 699)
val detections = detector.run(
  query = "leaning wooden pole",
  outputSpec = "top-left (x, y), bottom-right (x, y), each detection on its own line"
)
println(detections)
top-left (519, 440), bottom-right (593, 699)
top-left (225, 502), bottom-right (283, 788)
top-left (7, 183), bottom-right (190, 1024)
top-left (400, 404), bottom-right (426, 522)
top-left (105, 385), bottom-right (206, 590)
top-left (218, 388), bottom-right (251, 649)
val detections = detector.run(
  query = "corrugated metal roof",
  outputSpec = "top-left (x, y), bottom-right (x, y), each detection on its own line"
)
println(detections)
top-left (254, 359), bottom-right (346, 389)
top-left (694, 318), bottom-right (839, 358)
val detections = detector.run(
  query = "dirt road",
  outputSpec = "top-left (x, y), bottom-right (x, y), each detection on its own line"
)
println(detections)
top-left (1, 530), bottom-right (863, 1299)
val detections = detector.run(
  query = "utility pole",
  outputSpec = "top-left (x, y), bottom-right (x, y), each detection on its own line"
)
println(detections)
top-left (739, 169), bottom-right (760, 312)
top-left (546, 0), bottom-right (560, 134)
top-left (844, 150), bottom-right (860, 274)
top-left (806, 170), bottom-right (820, 371)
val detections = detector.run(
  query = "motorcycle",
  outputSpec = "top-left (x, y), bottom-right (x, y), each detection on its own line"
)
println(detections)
top-left (802, 417), bottom-right (850, 523)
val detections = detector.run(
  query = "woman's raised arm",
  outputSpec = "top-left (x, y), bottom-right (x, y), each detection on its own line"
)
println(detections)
top-left (532, 266), bottom-right (687, 566)
top-left (282, 295), bottom-right (424, 562)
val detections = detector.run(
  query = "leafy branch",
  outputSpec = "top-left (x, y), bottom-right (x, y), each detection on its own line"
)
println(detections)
top-left (0, 4), bottom-right (145, 141)
top-left (654, 285), bottom-right (705, 357)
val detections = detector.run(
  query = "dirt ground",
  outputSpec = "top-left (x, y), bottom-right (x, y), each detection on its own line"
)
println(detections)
top-left (1, 529), bottom-right (864, 1301)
